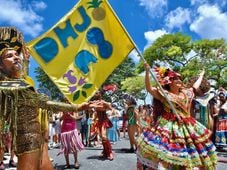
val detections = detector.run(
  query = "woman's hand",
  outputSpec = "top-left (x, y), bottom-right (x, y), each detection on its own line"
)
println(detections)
top-left (199, 69), bottom-right (205, 77)
top-left (144, 62), bottom-right (150, 71)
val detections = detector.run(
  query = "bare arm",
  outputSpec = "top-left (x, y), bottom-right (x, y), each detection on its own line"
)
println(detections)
top-left (69, 112), bottom-right (85, 121)
top-left (193, 70), bottom-right (205, 92)
top-left (43, 101), bottom-right (90, 113)
top-left (144, 63), bottom-right (163, 101)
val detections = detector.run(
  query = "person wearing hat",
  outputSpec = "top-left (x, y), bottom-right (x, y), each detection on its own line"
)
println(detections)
top-left (136, 63), bottom-right (217, 170)
top-left (0, 27), bottom-right (92, 170)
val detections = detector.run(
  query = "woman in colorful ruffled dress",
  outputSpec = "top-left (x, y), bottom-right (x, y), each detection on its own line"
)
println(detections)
top-left (136, 63), bottom-right (217, 170)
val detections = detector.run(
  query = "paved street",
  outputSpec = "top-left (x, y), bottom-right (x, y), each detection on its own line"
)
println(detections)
top-left (48, 135), bottom-right (227, 170)
top-left (49, 136), bottom-right (136, 170)
top-left (2, 135), bottom-right (227, 169)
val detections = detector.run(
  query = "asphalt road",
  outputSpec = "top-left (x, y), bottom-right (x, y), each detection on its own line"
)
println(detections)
top-left (49, 135), bottom-right (227, 170)
top-left (49, 136), bottom-right (136, 170)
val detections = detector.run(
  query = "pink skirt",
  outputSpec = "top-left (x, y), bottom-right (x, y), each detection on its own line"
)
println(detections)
top-left (59, 129), bottom-right (84, 155)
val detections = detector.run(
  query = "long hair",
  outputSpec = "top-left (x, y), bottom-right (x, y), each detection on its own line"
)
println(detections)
top-left (152, 98), bottom-right (164, 123)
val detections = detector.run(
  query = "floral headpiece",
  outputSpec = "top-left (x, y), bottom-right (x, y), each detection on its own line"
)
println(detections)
top-left (155, 67), bottom-right (181, 86)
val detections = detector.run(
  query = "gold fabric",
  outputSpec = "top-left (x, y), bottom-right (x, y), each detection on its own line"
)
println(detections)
top-left (0, 79), bottom-right (79, 155)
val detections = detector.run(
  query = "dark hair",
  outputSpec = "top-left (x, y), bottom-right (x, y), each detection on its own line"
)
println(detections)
top-left (186, 76), bottom-right (210, 95)
top-left (152, 99), bottom-right (164, 123)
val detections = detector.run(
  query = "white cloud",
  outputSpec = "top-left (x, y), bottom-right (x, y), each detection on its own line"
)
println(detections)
top-left (165, 7), bottom-right (191, 30)
top-left (138, 0), bottom-right (167, 18)
top-left (128, 49), bottom-right (141, 64)
top-left (190, 4), bottom-right (227, 40)
top-left (0, 0), bottom-right (45, 37)
top-left (144, 29), bottom-right (168, 49)
top-left (31, 1), bottom-right (47, 11)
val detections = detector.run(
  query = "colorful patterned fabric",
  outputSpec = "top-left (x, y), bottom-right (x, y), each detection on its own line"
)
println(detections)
top-left (136, 89), bottom-right (217, 169)
top-left (59, 112), bottom-right (84, 155)
top-left (127, 106), bottom-right (136, 125)
top-left (59, 129), bottom-right (84, 155)
top-left (215, 108), bottom-right (227, 146)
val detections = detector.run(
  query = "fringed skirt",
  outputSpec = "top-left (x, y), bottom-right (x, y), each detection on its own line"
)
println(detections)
top-left (136, 112), bottom-right (217, 170)
top-left (59, 129), bottom-right (84, 155)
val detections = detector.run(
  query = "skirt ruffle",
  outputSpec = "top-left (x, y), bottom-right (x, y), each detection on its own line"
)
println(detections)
top-left (137, 113), bottom-right (217, 169)
top-left (59, 129), bottom-right (84, 155)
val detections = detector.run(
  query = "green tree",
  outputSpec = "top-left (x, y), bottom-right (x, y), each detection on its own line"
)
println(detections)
top-left (121, 76), bottom-right (146, 102)
top-left (138, 32), bottom-right (227, 87)
top-left (102, 57), bottom-right (138, 104)
top-left (35, 67), bottom-right (64, 101)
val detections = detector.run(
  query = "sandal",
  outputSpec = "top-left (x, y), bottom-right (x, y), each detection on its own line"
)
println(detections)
top-left (64, 165), bottom-right (70, 169)
top-left (107, 153), bottom-right (114, 161)
top-left (74, 163), bottom-right (80, 169)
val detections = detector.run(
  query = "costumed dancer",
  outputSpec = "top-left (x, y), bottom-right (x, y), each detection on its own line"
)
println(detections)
top-left (215, 91), bottom-right (227, 148)
top-left (0, 27), bottom-right (91, 170)
top-left (136, 63), bottom-right (217, 170)
top-left (59, 99), bottom-right (85, 169)
top-left (187, 76), bottom-right (216, 130)
top-left (123, 94), bottom-right (138, 153)
top-left (89, 90), bottom-right (114, 160)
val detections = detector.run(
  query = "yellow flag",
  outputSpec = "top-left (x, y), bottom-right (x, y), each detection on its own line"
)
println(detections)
top-left (26, 0), bottom-right (135, 103)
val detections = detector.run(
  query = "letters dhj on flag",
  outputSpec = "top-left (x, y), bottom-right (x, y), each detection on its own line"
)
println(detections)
top-left (27, 0), bottom-right (135, 103)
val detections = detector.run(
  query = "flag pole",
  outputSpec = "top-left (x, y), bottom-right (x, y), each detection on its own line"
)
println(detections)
top-left (106, 0), bottom-right (181, 120)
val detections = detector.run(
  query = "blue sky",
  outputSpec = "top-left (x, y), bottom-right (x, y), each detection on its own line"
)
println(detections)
top-left (0, 0), bottom-right (226, 84)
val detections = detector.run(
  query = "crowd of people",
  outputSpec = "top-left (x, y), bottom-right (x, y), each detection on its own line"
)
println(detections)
top-left (0, 26), bottom-right (226, 170)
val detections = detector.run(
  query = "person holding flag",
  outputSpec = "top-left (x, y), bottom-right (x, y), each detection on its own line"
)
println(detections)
top-left (136, 63), bottom-right (217, 169)
top-left (0, 27), bottom-right (92, 170)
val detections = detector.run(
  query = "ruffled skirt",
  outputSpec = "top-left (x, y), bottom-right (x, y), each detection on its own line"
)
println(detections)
top-left (59, 129), bottom-right (84, 155)
top-left (136, 112), bottom-right (217, 169)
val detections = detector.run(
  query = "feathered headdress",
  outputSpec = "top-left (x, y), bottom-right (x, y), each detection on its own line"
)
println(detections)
top-left (0, 27), bottom-right (24, 55)
top-left (155, 67), bottom-right (181, 86)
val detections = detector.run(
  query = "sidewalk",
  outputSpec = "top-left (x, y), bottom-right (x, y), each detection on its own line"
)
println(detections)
top-left (217, 151), bottom-right (227, 163)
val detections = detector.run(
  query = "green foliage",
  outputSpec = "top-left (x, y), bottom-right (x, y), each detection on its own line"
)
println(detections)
top-left (138, 32), bottom-right (227, 87)
top-left (101, 57), bottom-right (138, 104)
top-left (121, 76), bottom-right (146, 101)
top-left (103, 57), bottom-right (136, 87)
top-left (87, 0), bottom-right (103, 9)
top-left (35, 67), bottom-right (64, 101)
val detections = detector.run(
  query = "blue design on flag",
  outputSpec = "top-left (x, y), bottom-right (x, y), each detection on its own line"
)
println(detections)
top-left (54, 20), bottom-right (78, 48)
top-left (74, 50), bottom-right (97, 74)
top-left (86, 27), bottom-right (113, 59)
top-left (34, 37), bottom-right (58, 63)
top-left (75, 6), bottom-right (91, 32)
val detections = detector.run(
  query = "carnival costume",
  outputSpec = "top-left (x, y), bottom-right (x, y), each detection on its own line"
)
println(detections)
top-left (59, 112), bottom-right (84, 155)
top-left (137, 67), bottom-right (217, 170)
top-left (0, 27), bottom-right (82, 156)
top-left (97, 110), bottom-right (113, 158)
top-left (215, 92), bottom-right (227, 146)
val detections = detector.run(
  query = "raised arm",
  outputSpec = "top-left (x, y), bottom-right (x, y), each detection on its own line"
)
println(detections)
top-left (193, 70), bottom-right (205, 91)
top-left (144, 62), bottom-right (163, 101)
